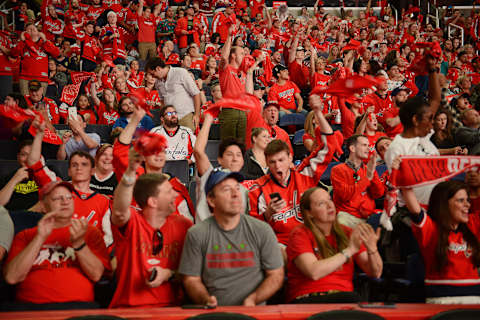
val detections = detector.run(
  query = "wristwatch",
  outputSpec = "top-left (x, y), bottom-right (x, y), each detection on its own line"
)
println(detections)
top-left (341, 249), bottom-right (352, 262)
top-left (121, 174), bottom-right (136, 186)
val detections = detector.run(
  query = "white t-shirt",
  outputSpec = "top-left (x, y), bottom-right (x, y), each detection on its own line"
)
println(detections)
top-left (384, 132), bottom-right (439, 207)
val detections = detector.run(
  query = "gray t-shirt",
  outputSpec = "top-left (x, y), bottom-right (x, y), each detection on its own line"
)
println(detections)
top-left (0, 206), bottom-right (14, 252)
top-left (195, 165), bottom-right (249, 222)
top-left (65, 133), bottom-right (101, 158)
top-left (179, 214), bottom-right (283, 306)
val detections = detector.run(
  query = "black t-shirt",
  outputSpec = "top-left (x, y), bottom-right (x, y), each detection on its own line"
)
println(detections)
top-left (9, 210), bottom-right (43, 235)
top-left (0, 171), bottom-right (39, 212)
top-left (89, 172), bottom-right (117, 197)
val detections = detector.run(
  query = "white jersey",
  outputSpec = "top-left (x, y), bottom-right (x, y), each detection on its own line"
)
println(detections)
top-left (150, 125), bottom-right (196, 162)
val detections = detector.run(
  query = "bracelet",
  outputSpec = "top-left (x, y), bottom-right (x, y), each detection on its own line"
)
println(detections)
top-left (368, 250), bottom-right (378, 255)
top-left (121, 174), bottom-right (136, 186)
top-left (341, 249), bottom-right (351, 262)
top-left (73, 242), bottom-right (87, 251)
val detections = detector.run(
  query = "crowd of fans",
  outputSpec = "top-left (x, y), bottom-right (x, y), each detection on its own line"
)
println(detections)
top-left (0, 0), bottom-right (480, 312)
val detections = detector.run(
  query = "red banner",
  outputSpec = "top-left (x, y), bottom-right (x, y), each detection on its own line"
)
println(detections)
top-left (390, 156), bottom-right (480, 188)
top-left (0, 104), bottom-right (37, 125)
top-left (61, 83), bottom-right (82, 105)
top-left (70, 71), bottom-right (96, 84)
top-left (28, 125), bottom-right (63, 145)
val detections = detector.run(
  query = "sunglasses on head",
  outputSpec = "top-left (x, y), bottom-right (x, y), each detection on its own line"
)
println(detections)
top-left (152, 230), bottom-right (163, 256)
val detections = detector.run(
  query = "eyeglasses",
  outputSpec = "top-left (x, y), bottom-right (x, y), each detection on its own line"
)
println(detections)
top-left (51, 195), bottom-right (73, 202)
top-left (165, 111), bottom-right (177, 117)
top-left (152, 230), bottom-right (164, 256)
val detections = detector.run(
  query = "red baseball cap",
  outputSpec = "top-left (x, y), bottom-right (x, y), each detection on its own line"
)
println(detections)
top-left (39, 180), bottom-right (75, 200)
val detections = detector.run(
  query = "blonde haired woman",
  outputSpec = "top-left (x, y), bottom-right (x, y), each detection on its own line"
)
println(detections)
top-left (286, 187), bottom-right (382, 303)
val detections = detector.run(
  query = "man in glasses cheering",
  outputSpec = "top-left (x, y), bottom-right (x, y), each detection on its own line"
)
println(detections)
top-left (150, 105), bottom-right (196, 164)
top-left (110, 148), bottom-right (193, 308)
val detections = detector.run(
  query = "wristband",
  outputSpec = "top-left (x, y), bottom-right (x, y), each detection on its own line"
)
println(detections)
top-left (73, 242), bottom-right (87, 251)
top-left (341, 249), bottom-right (351, 262)
top-left (121, 174), bottom-right (136, 186)
top-left (368, 249), bottom-right (378, 255)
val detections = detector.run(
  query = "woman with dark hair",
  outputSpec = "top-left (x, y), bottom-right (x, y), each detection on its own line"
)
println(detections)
top-left (431, 108), bottom-right (467, 155)
top-left (403, 181), bottom-right (480, 304)
top-left (241, 127), bottom-right (270, 180)
top-left (92, 85), bottom-right (119, 125)
top-left (286, 187), bottom-right (382, 304)
top-left (76, 94), bottom-right (97, 124)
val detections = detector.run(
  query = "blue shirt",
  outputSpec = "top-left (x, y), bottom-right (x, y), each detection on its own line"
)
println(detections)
top-left (112, 115), bottom-right (155, 131)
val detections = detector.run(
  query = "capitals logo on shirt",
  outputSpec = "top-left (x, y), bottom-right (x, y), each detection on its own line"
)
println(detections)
top-left (271, 190), bottom-right (303, 224)
top-left (278, 88), bottom-right (295, 102)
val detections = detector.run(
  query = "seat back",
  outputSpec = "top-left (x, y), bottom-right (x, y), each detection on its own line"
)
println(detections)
top-left (85, 124), bottom-right (113, 143)
top-left (163, 160), bottom-right (190, 185)
top-left (307, 310), bottom-right (385, 320)
top-left (429, 309), bottom-right (480, 320)
top-left (0, 160), bottom-right (20, 179)
top-left (0, 140), bottom-right (20, 160)
top-left (186, 312), bottom-right (257, 320)
top-left (46, 160), bottom-right (70, 181)
top-left (206, 140), bottom-right (221, 161)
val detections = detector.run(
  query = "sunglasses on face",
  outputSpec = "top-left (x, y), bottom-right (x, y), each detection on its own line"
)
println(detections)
top-left (165, 111), bottom-right (177, 117)
top-left (152, 230), bottom-right (164, 255)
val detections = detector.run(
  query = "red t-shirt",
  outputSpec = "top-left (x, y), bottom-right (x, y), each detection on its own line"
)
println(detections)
top-left (7, 225), bottom-right (110, 304)
top-left (268, 81), bottom-right (300, 111)
top-left (383, 107), bottom-right (403, 138)
top-left (286, 225), bottom-right (365, 302)
top-left (138, 15), bottom-right (158, 43)
top-left (110, 210), bottom-right (192, 308)
top-left (219, 64), bottom-right (246, 99)
top-left (96, 102), bottom-right (119, 125)
top-left (366, 131), bottom-right (387, 161)
top-left (288, 60), bottom-right (309, 90)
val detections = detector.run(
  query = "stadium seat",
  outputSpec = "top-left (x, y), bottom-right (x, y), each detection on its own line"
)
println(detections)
top-left (279, 113), bottom-right (306, 127)
top-left (293, 129), bottom-right (305, 145)
top-left (206, 140), bottom-right (220, 161)
top-left (151, 108), bottom-right (162, 126)
top-left (164, 160), bottom-right (189, 185)
top-left (306, 310), bottom-right (385, 320)
top-left (186, 312), bottom-right (256, 320)
top-left (46, 160), bottom-right (70, 181)
top-left (0, 140), bottom-right (20, 160)
top-left (429, 309), bottom-right (480, 320)
top-left (188, 180), bottom-right (197, 207)
top-left (0, 160), bottom-right (20, 179)
top-left (209, 123), bottom-right (221, 140)
top-left (320, 161), bottom-right (341, 184)
top-left (85, 124), bottom-right (112, 143)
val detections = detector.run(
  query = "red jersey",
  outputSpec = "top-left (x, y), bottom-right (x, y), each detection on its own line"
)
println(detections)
top-left (366, 131), bottom-right (387, 160)
top-left (0, 31), bottom-right (14, 76)
top-left (250, 0), bottom-right (265, 18)
top-left (63, 8), bottom-right (86, 40)
top-left (311, 72), bottom-right (330, 88)
top-left (43, 16), bottom-right (64, 42)
top-left (158, 51), bottom-right (180, 65)
top-left (138, 14), bottom-right (158, 43)
top-left (110, 211), bottom-right (192, 308)
top-left (248, 130), bottom-right (337, 244)
top-left (331, 163), bottom-right (384, 219)
top-left (28, 158), bottom-right (113, 247)
top-left (268, 80), bottom-right (300, 111)
top-left (286, 225), bottom-right (365, 302)
top-left (412, 212), bottom-right (480, 296)
top-left (112, 141), bottom-right (195, 220)
top-left (86, 5), bottom-right (104, 22)
top-left (288, 60), bottom-right (309, 90)
top-left (78, 109), bottom-right (97, 124)
top-left (132, 87), bottom-right (162, 109)
top-left (99, 25), bottom-right (128, 60)
top-left (80, 34), bottom-right (101, 63)
top-left (127, 71), bottom-right (145, 89)
top-left (7, 225), bottom-right (110, 304)
top-left (96, 102), bottom-right (119, 125)
top-left (25, 96), bottom-right (60, 124)
top-left (383, 106), bottom-right (403, 138)
top-left (365, 92), bottom-right (394, 127)
top-left (11, 36), bottom-right (60, 82)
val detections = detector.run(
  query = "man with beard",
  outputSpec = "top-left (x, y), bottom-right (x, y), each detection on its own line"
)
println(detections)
top-left (383, 87), bottom-right (410, 138)
top-left (331, 134), bottom-right (384, 228)
top-left (150, 105), bottom-right (196, 164)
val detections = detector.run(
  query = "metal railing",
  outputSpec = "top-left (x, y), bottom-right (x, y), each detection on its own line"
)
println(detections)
top-left (448, 23), bottom-right (464, 47)
top-left (426, 1), bottom-right (440, 29)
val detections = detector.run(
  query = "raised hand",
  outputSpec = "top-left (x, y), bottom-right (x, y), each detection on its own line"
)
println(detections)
top-left (69, 217), bottom-right (88, 248)
top-left (37, 211), bottom-right (58, 240)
